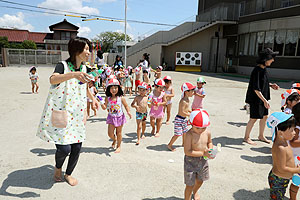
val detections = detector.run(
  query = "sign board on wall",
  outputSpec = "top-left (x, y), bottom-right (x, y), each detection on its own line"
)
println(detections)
top-left (175, 52), bottom-right (202, 66)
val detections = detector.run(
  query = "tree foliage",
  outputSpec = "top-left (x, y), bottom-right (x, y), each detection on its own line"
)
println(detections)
top-left (93, 31), bottom-right (132, 53)
top-left (0, 36), bottom-right (9, 50)
top-left (21, 40), bottom-right (37, 49)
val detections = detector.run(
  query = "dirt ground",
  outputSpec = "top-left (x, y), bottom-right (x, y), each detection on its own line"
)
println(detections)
top-left (0, 66), bottom-right (296, 200)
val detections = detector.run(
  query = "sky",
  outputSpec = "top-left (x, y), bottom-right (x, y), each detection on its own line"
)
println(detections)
top-left (0, 0), bottom-right (199, 41)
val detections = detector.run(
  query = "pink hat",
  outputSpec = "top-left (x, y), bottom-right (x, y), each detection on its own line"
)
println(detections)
top-left (163, 76), bottom-right (172, 81)
top-left (181, 82), bottom-right (196, 98)
top-left (108, 74), bottom-right (116, 79)
top-left (127, 66), bottom-right (133, 69)
top-left (138, 82), bottom-right (148, 89)
top-left (106, 68), bottom-right (112, 76)
top-left (154, 79), bottom-right (165, 87)
top-left (107, 78), bottom-right (120, 86)
top-left (189, 109), bottom-right (210, 128)
top-left (281, 89), bottom-right (300, 107)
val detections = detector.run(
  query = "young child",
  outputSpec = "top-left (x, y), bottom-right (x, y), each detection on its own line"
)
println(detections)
top-left (124, 68), bottom-right (133, 96)
top-left (167, 82), bottom-right (195, 151)
top-left (143, 70), bottom-right (151, 94)
top-left (29, 66), bottom-right (39, 94)
top-left (281, 89), bottom-right (300, 114)
top-left (154, 66), bottom-right (163, 80)
top-left (163, 76), bottom-right (175, 125)
top-left (102, 78), bottom-right (132, 153)
top-left (148, 79), bottom-right (167, 137)
top-left (192, 77), bottom-right (206, 110)
top-left (289, 103), bottom-right (300, 200)
top-left (184, 109), bottom-right (213, 200)
top-left (134, 66), bottom-right (142, 95)
top-left (87, 81), bottom-right (98, 117)
top-left (267, 112), bottom-right (298, 200)
top-left (131, 82), bottom-right (149, 145)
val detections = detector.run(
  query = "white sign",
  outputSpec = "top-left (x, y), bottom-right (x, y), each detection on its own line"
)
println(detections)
top-left (175, 52), bottom-right (202, 66)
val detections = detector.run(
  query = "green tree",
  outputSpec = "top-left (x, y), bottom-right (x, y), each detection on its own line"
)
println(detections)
top-left (0, 36), bottom-right (9, 50)
top-left (93, 31), bottom-right (132, 53)
top-left (22, 40), bottom-right (37, 49)
top-left (9, 43), bottom-right (24, 49)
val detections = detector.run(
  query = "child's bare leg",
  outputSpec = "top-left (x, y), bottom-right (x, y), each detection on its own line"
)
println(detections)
top-left (258, 115), bottom-right (271, 144)
top-left (92, 107), bottom-right (97, 116)
top-left (155, 118), bottom-right (163, 137)
top-left (192, 179), bottom-right (203, 200)
top-left (129, 87), bottom-right (132, 96)
top-left (124, 87), bottom-right (128, 96)
top-left (184, 185), bottom-right (193, 200)
top-left (142, 121), bottom-right (146, 138)
top-left (115, 126), bottom-right (123, 153)
top-left (166, 104), bottom-right (172, 125)
top-left (244, 118), bottom-right (257, 145)
top-left (150, 117), bottom-right (156, 135)
top-left (31, 82), bottom-right (35, 93)
top-left (35, 83), bottom-right (39, 93)
top-left (108, 124), bottom-right (116, 148)
top-left (290, 184), bottom-right (299, 200)
top-left (167, 135), bottom-right (180, 151)
top-left (53, 166), bottom-right (63, 182)
top-left (136, 120), bottom-right (142, 145)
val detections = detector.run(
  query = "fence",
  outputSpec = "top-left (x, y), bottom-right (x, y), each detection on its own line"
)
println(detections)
top-left (5, 48), bottom-right (62, 66)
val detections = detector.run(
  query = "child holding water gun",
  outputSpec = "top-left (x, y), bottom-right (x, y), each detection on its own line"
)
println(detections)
top-left (29, 66), bottom-right (39, 94)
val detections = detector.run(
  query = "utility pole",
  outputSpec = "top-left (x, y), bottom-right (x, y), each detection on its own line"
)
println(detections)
top-left (124, 0), bottom-right (127, 67)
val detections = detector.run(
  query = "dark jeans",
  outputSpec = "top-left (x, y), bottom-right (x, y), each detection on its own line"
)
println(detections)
top-left (55, 143), bottom-right (82, 175)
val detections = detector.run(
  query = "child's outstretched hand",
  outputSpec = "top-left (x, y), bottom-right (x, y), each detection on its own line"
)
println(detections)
top-left (127, 112), bottom-right (132, 119)
top-left (92, 99), bottom-right (100, 110)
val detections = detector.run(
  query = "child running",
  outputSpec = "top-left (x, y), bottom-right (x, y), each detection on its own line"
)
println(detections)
top-left (168, 82), bottom-right (195, 151)
top-left (192, 77), bottom-right (206, 110)
top-left (131, 82), bottom-right (149, 145)
top-left (148, 79), bottom-right (167, 137)
top-left (289, 103), bottom-right (300, 200)
top-left (281, 89), bottom-right (300, 114)
top-left (163, 76), bottom-right (175, 125)
top-left (184, 109), bottom-right (213, 200)
top-left (102, 78), bottom-right (132, 153)
top-left (266, 112), bottom-right (298, 200)
top-left (29, 66), bottom-right (39, 94)
top-left (87, 81), bottom-right (98, 117)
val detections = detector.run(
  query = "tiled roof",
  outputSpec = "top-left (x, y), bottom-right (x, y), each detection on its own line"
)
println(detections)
top-left (0, 28), bottom-right (46, 43)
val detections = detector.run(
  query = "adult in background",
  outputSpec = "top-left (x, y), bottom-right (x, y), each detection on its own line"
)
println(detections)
top-left (244, 48), bottom-right (279, 145)
top-left (37, 37), bottom-right (100, 186)
top-left (140, 53), bottom-right (153, 79)
top-left (114, 55), bottom-right (123, 71)
top-left (95, 50), bottom-right (105, 67)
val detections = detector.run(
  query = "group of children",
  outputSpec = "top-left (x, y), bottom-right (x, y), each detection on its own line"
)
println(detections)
top-left (268, 83), bottom-right (300, 200)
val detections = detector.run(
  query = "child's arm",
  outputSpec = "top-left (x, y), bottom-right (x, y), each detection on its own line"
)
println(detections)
top-left (121, 97), bottom-right (132, 119)
top-left (194, 92), bottom-right (205, 98)
top-left (184, 133), bottom-right (210, 158)
top-left (207, 131), bottom-right (213, 150)
top-left (158, 95), bottom-right (167, 106)
top-left (87, 86), bottom-right (100, 110)
top-left (101, 97), bottom-right (108, 110)
top-left (168, 88), bottom-right (175, 98)
top-left (290, 130), bottom-right (300, 148)
top-left (131, 97), bottom-right (138, 110)
top-left (50, 72), bottom-right (91, 85)
top-left (276, 146), bottom-right (300, 174)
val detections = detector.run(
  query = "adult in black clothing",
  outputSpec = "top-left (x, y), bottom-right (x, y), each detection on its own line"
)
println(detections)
top-left (244, 48), bottom-right (279, 145)
top-left (114, 55), bottom-right (123, 71)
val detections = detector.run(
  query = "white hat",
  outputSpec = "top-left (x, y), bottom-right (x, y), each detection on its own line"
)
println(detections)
top-left (138, 82), bottom-right (148, 89)
top-left (189, 109), bottom-right (210, 128)
top-left (181, 82), bottom-right (196, 98)
top-left (107, 78), bottom-right (120, 86)
top-left (154, 79), bottom-right (165, 87)
top-left (157, 66), bottom-right (163, 70)
top-left (106, 68), bottom-right (112, 76)
top-left (292, 83), bottom-right (300, 89)
top-left (281, 89), bottom-right (300, 107)
top-left (163, 76), bottom-right (172, 81)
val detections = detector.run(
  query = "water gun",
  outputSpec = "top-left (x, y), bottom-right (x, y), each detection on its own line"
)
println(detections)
top-left (79, 69), bottom-right (104, 84)
top-left (96, 94), bottom-right (105, 105)
top-left (204, 143), bottom-right (221, 160)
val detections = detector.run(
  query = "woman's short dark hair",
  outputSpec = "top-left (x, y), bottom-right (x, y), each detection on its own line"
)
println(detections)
top-left (292, 102), bottom-right (300, 125)
top-left (66, 37), bottom-right (91, 66)
top-left (97, 50), bottom-right (103, 59)
top-left (105, 85), bottom-right (124, 97)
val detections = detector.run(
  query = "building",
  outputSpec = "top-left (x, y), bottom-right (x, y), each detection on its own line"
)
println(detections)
top-left (126, 0), bottom-right (300, 79)
top-left (112, 41), bottom-right (137, 53)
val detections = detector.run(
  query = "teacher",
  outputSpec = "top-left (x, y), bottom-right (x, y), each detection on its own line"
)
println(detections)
top-left (244, 48), bottom-right (279, 145)
top-left (37, 37), bottom-right (99, 186)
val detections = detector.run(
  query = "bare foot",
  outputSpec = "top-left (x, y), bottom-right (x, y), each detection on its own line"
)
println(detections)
top-left (166, 121), bottom-right (170, 125)
top-left (64, 174), bottom-right (78, 186)
top-left (155, 133), bottom-right (160, 138)
top-left (114, 147), bottom-right (121, 153)
top-left (136, 140), bottom-right (140, 145)
top-left (167, 144), bottom-right (176, 152)
top-left (141, 135), bottom-right (145, 139)
top-left (194, 192), bottom-right (200, 200)
top-left (112, 139), bottom-right (117, 149)
top-left (243, 138), bottom-right (257, 145)
top-left (151, 129), bottom-right (155, 136)
top-left (53, 167), bottom-right (63, 182)
top-left (258, 136), bottom-right (271, 144)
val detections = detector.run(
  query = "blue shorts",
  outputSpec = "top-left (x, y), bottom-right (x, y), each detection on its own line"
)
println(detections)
top-left (136, 112), bottom-right (147, 121)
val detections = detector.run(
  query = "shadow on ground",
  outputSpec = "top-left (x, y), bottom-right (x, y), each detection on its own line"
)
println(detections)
top-left (212, 136), bottom-right (244, 150)
top-left (227, 122), bottom-right (247, 127)
top-left (87, 117), bottom-right (107, 123)
top-left (123, 132), bottom-right (153, 144)
top-left (233, 188), bottom-right (289, 200)
top-left (19, 92), bottom-right (33, 94)
top-left (142, 197), bottom-right (182, 200)
top-left (250, 146), bottom-right (271, 154)
top-left (146, 144), bottom-right (182, 152)
top-left (240, 155), bottom-right (272, 164)
top-left (30, 147), bottom-right (114, 157)
top-left (0, 165), bottom-right (54, 198)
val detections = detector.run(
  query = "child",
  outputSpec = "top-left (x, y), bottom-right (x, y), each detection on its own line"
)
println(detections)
top-left (148, 79), bottom-right (167, 137)
top-left (29, 66), bottom-right (39, 93)
top-left (289, 103), bottom-right (300, 200)
top-left (184, 109), bottom-right (213, 200)
top-left (124, 68), bottom-right (133, 96)
top-left (163, 76), bottom-right (175, 125)
top-left (292, 83), bottom-right (300, 90)
top-left (281, 89), bottom-right (300, 114)
top-left (102, 78), bottom-right (132, 153)
top-left (167, 82), bottom-right (195, 151)
top-left (131, 82), bottom-right (149, 145)
top-left (134, 66), bottom-right (142, 95)
top-left (267, 112), bottom-right (298, 200)
top-left (192, 77), bottom-right (206, 110)
top-left (143, 70), bottom-right (151, 94)
top-left (87, 81), bottom-right (97, 117)
top-left (154, 66), bottom-right (163, 80)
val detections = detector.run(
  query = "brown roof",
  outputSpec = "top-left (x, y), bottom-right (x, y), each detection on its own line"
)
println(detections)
top-left (0, 28), bottom-right (47, 43)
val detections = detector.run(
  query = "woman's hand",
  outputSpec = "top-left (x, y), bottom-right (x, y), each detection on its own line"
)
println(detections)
top-left (270, 83), bottom-right (279, 90)
top-left (73, 72), bottom-right (92, 83)
top-left (264, 100), bottom-right (270, 109)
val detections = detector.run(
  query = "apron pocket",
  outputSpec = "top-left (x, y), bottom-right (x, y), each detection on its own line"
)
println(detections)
top-left (51, 110), bottom-right (68, 128)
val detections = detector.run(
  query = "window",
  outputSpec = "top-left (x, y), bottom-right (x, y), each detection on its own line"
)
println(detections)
top-left (264, 31), bottom-right (275, 49)
top-left (61, 32), bottom-right (71, 40)
top-left (239, 34), bottom-right (249, 56)
top-left (256, 0), bottom-right (266, 12)
top-left (249, 33), bottom-right (257, 56)
top-left (284, 30), bottom-right (298, 56)
top-left (256, 32), bottom-right (265, 55)
top-left (239, 1), bottom-right (246, 16)
top-left (281, 0), bottom-right (294, 8)
top-left (274, 30), bottom-right (286, 56)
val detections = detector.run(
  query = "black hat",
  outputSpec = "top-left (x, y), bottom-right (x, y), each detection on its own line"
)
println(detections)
top-left (256, 48), bottom-right (279, 64)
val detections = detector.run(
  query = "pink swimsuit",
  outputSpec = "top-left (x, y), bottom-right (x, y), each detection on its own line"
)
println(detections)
top-left (149, 91), bottom-right (165, 119)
